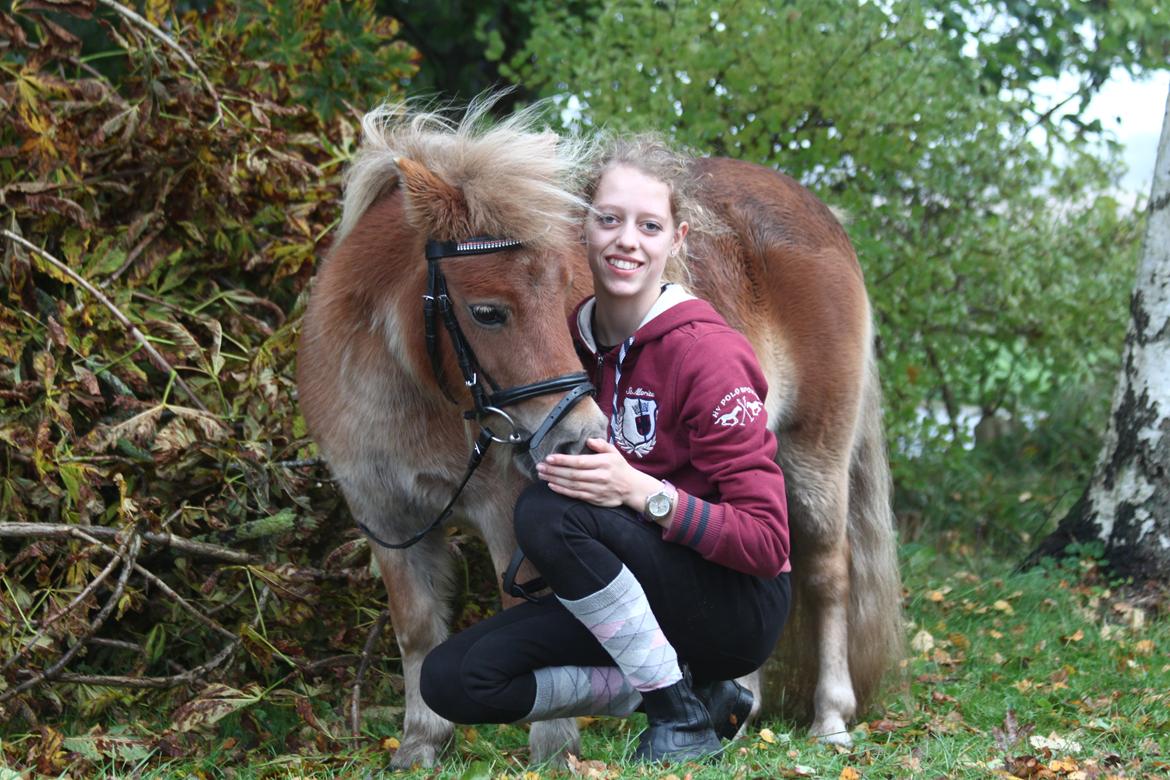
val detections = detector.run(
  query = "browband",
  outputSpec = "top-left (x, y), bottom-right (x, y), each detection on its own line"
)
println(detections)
top-left (426, 237), bottom-right (523, 261)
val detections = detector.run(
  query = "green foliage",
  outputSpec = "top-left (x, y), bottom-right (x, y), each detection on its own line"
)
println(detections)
top-left (510, 0), bottom-right (1149, 542)
top-left (232, 0), bottom-right (416, 116)
top-left (0, 0), bottom-right (416, 736)
top-left (376, 0), bottom-right (541, 105)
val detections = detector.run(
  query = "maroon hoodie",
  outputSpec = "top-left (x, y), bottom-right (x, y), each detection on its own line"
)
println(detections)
top-left (571, 285), bottom-right (791, 578)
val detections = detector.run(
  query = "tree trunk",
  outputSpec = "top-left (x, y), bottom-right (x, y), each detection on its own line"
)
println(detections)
top-left (1024, 88), bottom-right (1170, 582)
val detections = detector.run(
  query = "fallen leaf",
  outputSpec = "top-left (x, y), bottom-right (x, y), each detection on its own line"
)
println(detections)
top-left (1029, 732), bottom-right (1083, 754)
top-left (839, 768), bottom-right (861, 780)
top-left (566, 753), bottom-right (613, 779)
top-left (759, 727), bottom-right (776, 744)
top-left (993, 599), bottom-right (1014, 615)
top-left (911, 629), bottom-right (935, 654)
top-left (170, 683), bottom-right (264, 732)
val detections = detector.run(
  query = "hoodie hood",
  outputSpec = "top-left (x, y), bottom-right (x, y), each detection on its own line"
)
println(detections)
top-left (573, 284), bottom-right (725, 354)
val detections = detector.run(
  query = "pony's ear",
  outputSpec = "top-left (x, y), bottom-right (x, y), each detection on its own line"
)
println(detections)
top-left (396, 156), bottom-right (469, 238)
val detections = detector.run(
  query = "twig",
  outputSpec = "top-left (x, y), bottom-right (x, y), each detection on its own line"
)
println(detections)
top-left (6, 523), bottom-right (239, 640)
top-left (350, 608), bottom-right (391, 738)
top-left (0, 526), bottom-right (136, 673)
top-left (0, 533), bottom-right (142, 704)
top-left (2, 230), bottom-right (212, 414)
top-left (66, 528), bottom-right (237, 641)
top-left (273, 457), bottom-right (325, 469)
top-left (87, 637), bottom-right (146, 654)
top-left (87, 637), bottom-right (187, 673)
top-left (0, 522), bottom-right (256, 564)
top-left (30, 652), bottom-right (361, 691)
top-left (94, 0), bottom-right (223, 126)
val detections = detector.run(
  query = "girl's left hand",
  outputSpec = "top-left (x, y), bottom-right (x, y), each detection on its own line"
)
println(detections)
top-left (536, 437), bottom-right (656, 508)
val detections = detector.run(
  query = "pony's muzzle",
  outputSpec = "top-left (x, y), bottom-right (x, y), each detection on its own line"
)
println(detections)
top-left (521, 398), bottom-right (607, 474)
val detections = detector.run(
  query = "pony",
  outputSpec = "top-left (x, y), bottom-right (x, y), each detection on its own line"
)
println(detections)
top-left (297, 98), bottom-right (903, 768)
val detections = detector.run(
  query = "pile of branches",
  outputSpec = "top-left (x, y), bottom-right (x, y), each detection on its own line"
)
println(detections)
top-left (0, 0), bottom-right (451, 766)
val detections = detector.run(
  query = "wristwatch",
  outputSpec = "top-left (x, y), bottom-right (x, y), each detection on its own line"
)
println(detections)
top-left (644, 481), bottom-right (677, 523)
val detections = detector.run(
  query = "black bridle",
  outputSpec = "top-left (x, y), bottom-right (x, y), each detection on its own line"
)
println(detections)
top-left (356, 236), bottom-right (595, 551)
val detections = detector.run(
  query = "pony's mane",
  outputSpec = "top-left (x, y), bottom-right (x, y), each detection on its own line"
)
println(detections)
top-left (339, 96), bottom-right (591, 248)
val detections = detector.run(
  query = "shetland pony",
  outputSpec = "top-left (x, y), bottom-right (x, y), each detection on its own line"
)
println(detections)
top-left (297, 100), bottom-right (902, 768)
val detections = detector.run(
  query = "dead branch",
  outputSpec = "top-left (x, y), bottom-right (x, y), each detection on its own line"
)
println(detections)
top-left (66, 528), bottom-right (237, 641)
top-left (0, 532), bottom-right (142, 704)
top-left (0, 522), bottom-right (256, 564)
top-left (0, 526), bottom-right (137, 674)
top-left (350, 607), bottom-right (391, 738)
top-left (7, 586), bottom-right (273, 695)
top-left (1, 230), bottom-right (213, 414)
top-left (94, 0), bottom-right (223, 126)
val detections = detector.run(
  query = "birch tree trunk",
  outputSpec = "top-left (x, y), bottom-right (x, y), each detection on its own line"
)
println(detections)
top-left (1024, 88), bottom-right (1170, 581)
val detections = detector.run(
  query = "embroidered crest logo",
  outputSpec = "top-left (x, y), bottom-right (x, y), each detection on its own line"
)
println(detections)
top-left (711, 386), bottom-right (764, 428)
top-left (613, 393), bottom-right (658, 457)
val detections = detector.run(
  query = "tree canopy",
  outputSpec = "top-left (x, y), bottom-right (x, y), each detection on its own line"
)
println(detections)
top-left (497, 0), bottom-right (1151, 529)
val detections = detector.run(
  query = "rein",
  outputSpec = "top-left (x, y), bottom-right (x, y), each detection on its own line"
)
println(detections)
top-left (356, 236), bottom-right (594, 552)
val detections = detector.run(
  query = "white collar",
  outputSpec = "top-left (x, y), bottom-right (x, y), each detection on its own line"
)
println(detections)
top-left (576, 284), bottom-right (697, 353)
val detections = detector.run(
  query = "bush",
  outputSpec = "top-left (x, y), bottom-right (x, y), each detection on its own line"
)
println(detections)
top-left (0, 0), bottom-right (416, 737)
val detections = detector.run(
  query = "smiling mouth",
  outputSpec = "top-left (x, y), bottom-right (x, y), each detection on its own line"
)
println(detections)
top-left (607, 256), bottom-right (640, 271)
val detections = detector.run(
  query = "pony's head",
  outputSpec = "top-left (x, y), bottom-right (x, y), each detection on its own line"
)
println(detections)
top-left (337, 95), bottom-right (605, 469)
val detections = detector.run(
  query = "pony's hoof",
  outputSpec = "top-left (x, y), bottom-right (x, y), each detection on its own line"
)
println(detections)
top-left (810, 715), bottom-right (852, 747)
top-left (388, 738), bottom-right (442, 770)
top-left (528, 718), bottom-right (581, 767)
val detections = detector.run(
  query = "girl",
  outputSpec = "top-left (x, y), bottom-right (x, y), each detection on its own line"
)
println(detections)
top-left (421, 136), bottom-right (791, 762)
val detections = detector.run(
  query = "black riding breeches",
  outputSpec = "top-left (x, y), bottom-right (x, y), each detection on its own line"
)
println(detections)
top-left (420, 482), bottom-right (791, 724)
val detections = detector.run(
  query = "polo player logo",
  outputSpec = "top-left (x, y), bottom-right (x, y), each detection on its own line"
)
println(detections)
top-left (614, 395), bottom-right (658, 457)
top-left (712, 386), bottom-right (765, 428)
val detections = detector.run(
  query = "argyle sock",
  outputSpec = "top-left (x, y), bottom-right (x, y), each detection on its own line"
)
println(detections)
top-left (523, 665), bottom-right (642, 721)
top-left (557, 565), bottom-right (683, 692)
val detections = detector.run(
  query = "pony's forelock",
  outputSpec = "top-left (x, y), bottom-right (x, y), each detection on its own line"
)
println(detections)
top-left (339, 94), bottom-right (592, 248)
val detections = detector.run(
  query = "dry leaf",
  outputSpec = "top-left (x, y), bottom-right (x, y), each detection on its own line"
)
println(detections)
top-left (1029, 732), bottom-right (1083, 754)
top-left (911, 629), bottom-right (935, 653)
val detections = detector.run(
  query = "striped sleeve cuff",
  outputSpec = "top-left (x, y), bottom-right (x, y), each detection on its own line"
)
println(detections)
top-left (661, 489), bottom-right (723, 555)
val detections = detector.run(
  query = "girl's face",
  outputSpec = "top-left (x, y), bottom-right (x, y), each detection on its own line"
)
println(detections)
top-left (585, 164), bottom-right (687, 312)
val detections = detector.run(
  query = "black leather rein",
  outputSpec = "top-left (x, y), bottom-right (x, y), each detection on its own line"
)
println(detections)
top-left (355, 236), bottom-right (594, 552)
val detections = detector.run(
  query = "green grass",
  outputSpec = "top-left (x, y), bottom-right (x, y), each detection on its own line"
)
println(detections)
top-left (4, 543), bottom-right (1168, 779)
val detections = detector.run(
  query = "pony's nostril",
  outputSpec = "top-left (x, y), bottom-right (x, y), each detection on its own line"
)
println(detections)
top-left (553, 440), bottom-right (580, 456)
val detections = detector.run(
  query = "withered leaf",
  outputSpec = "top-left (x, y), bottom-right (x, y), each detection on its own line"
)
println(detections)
top-left (19, 0), bottom-right (96, 19)
top-left (170, 683), bottom-right (264, 733)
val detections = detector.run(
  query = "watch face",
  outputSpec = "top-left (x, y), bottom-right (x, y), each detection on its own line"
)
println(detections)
top-left (648, 492), bottom-right (671, 517)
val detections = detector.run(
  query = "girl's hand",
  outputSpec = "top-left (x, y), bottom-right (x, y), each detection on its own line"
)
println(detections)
top-left (535, 438), bottom-right (660, 510)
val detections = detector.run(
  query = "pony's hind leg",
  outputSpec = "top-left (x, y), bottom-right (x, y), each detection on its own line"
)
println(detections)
top-left (804, 520), bottom-right (855, 745)
top-left (785, 462), bottom-right (858, 746)
top-left (371, 534), bottom-right (457, 769)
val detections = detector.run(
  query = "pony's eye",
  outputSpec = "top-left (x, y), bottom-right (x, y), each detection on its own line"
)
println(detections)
top-left (469, 304), bottom-right (508, 327)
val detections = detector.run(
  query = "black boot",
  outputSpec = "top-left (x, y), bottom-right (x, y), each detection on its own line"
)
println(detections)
top-left (694, 679), bottom-right (754, 740)
top-left (633, 679), bottom-right (722, 762)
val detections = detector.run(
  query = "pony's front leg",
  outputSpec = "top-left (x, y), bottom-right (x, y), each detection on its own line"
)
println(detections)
top-left (479, 504), bottom-right (582, 767)
top-left (371, 536), bottom-right (456, 769)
